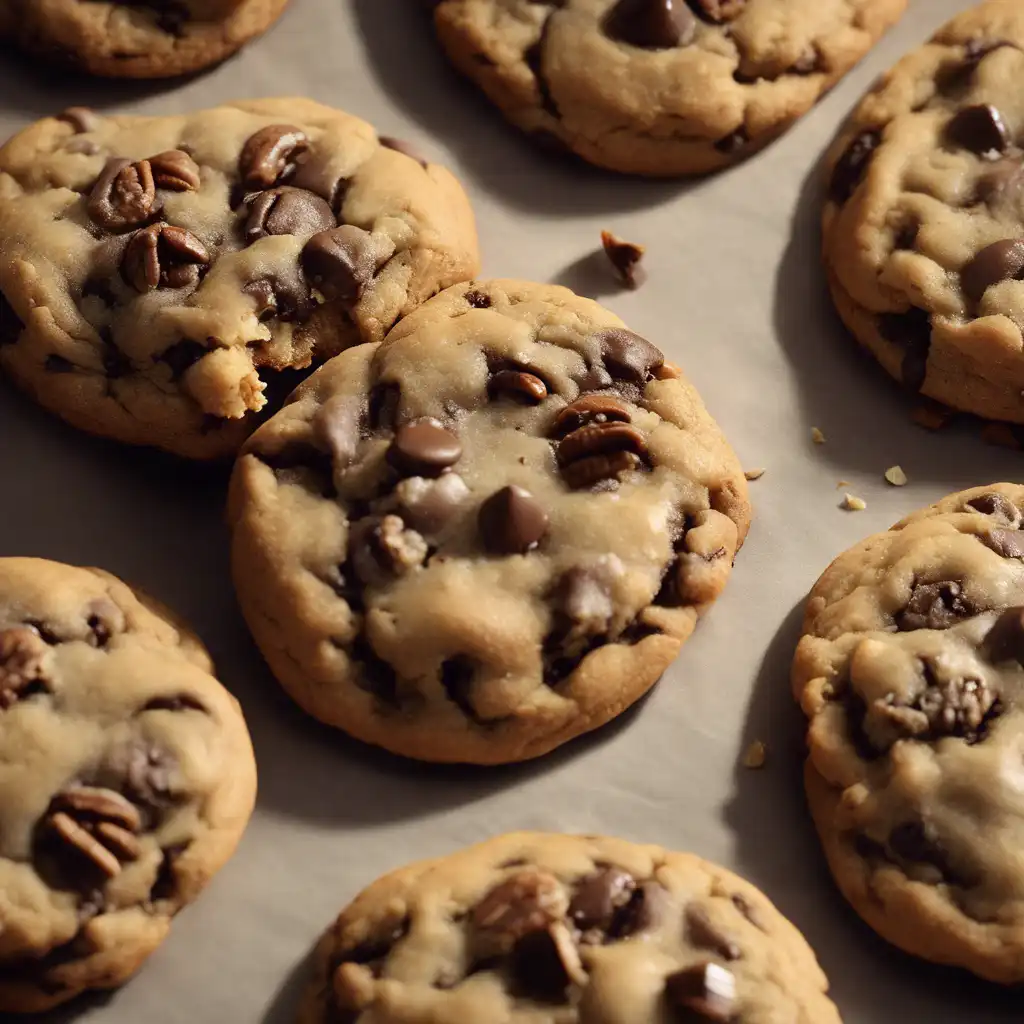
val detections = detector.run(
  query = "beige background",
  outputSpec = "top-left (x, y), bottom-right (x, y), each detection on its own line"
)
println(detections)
top-left (0, 1), bottom-right (1020, 1021)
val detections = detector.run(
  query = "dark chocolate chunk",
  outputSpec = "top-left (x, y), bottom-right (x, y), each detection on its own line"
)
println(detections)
top-left (478, 485), bottom-right (549, 555)
top-left (592, 328), bottom-right (665, 383)
top-left (664, 962), bottom-right (735, 1021)
top-left (714, 127), bottom-right (749, 154)
top-left (829, 129), bottom-right (881, 203)
top-left (473, 870), bottom-right (564, 942)
top-left (961, 238), bottom-right (1024, 302)
top-left (158, 339), bottom-right (207, 380)
top-left (877, 307), bottom-right (931, 392)
top-left (238, 124), bottom-right (309, 189)
top-left (440, 656), bottom-right (482, 723)
top-left (612, 879), bottom-right (669, 937)
top-left (887, 820), bottom-right (947, 868)
top-left (387, 419), bottom-right (462, 477)
top-left (895, 581), bottom-right (976, 631)
top-left (302, 225), bottom-right (381, 304)
top-left (569, 867), bottom-right (636, 932)
top-left (601, 230), bottom-right (646, 289)
top-left (604, 0), bottom-right (697, 50)
top-left (946, 104), bottom-right (1010, 155)
top-left (511, 926), bottom-right (582, 1000)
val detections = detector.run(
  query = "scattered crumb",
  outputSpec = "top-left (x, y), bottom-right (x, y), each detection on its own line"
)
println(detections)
top-left (744, 468), bottom-right (765, 481)
top-left (836, 479), bottom-right (851, 489)
top-left (600, 230), bottom-right (646, 289)
top-left (655, 360), bottom-right (683, 381)
top-left (743, 741), bottom-right (767, 770)
top-left (911, 400), bottom-right (953, 431)
top-left (842, 493), bottom-right (867, 511)
top-left (884, 465), bottom-right (908, 486)
top-left (811, 427), bottom-right (826, 444)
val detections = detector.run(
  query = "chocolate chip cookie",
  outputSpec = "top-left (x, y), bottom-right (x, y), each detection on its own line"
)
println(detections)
top-left (298, 831), bottom-right (843, 1023)
top-left (823, 1), bottom-right (1024, 425)
top-left (793, 483), bottom-right (1024, 982)
top-left (0, 557), bottom-right (257, 1012)
top-left (0, 0), bottom-right (290, 78)
top-left (431, 0), bottom-right (907, 176)
top-left (228, 279), bottom-right (750, 764)
top-left (0, 99), bottom-right (480, 459)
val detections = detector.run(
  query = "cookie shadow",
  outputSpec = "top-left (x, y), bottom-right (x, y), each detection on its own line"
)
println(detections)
top-left (724, 602), bottom-right (1022, 1022)
top-left (772, 158), bottom-right (1024, 489)
top-left (348, 0), bottom-right (694, 215)
top-left (259, 945), bottom-right (318, 1024)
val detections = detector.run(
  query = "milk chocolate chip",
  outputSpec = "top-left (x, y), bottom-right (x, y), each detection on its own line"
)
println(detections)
top-left (946, 104), bottom-right (1010, 155)
top-left (604, 0), bottom-right (697, 49)
top-left (387, 419), bottom-right (462, 477)
top-left (961, 238), bottom-right (1024, 302)
top-left (479, 485), bottom-right (549, 555)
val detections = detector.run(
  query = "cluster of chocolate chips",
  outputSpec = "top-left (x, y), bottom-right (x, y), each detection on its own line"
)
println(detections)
top-left (331, 863), bottom-right (749, 1021)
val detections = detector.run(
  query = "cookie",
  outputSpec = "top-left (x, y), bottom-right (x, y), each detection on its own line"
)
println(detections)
top-left (0, 557), bottom-right (257, 1012)
top-left (298, 831), bottom-right (843, 1023)
top-left (228, 279), bottom-right (750, 765)
top-left (0, 99), bottom-right (480, 459)
top-left (0, 0), bottom-right (290, 78)
top-left (822, 1), bottom-right (1024, 425)
top-left (431, 0), bottom-right (908, 177)
top-left (793, 483), bottom-right (1024, 982)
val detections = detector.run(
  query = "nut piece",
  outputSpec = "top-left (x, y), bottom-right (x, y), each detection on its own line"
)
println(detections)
top-left (600, 230), bottom-right (646, 289)
top-left (45, 786), bottom-right (143, 884)
top-left (122, 223), bottom-right (210, 293)
top-left (0, 627), bottom-right (49, 709)
top-left (87, 157), bottom-right (157, 232)
top-left (557, 420), bottom-right (648, 489)
top-left (742, 740), bottom-right (767, 769)
top-left (551, 395), bottom-right (632, 439)
top-left (148, 150), bottom-right (201, 191)
top-left (743, 468), bottom-right (765, 481)
top-left (473, 869), bottom-right (568, 952)
top-left (842, 493), bottom-right (867, 511)
top-left (884, 465), bottom-right (908, 486)
top-left (811, 427), bottom-right (826, 444)
top-left (489, 369), bottom-right (548, 404)
top-left (238, 124), bottom-right (309, 189)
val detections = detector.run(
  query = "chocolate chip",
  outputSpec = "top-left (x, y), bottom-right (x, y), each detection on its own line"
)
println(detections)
top-left (612, 879), bottom-right (669, 937)
top-left (439, 656), bottom-right (481, 721)
top-left (685, 905), bottom-right (741, 961)
top-left (829, 129), bottom-right (881, 203)
top-left (45, 354), bottom-right (75, 373)
top-left (245, 186), bottom-right (337, 244)
top-left (601, 230), bottom-right (646, 289)
top-left (551, 394), bottom-right (632, 438)
top-left (967, 492), bottom-right (1023, 526)
top-left (379, 136), bottom-right (429, 168)
top-left (302, 225), bottom-right (381, 304)
top-left (57, 106), bottom-right (100, 133)
top-left (569, 867), bottom-right (636, 932)
top-left (158, 339), bottom-right (207, 380)
top-left (877, 307), bottom-right (931, 392)
top-left (714, 127), bottom-right (748, 154)
top-left (946, 104), bottom-right (1010, 155)
top-left (984, 606), bottom-right (1024, 663)
top-left (243, 274), bottom-right (314, 323)
top-left (664, 962), bottom-right (735, 1022)
top-left (489, 369), bottom-right (548, 405)
top-left (149, 843), bottom-right (188, 902)
top-left (387, 419), bottom-right (462, 477)
top-left (479, 485), bottom-right (549, 555)
top-left (961, 238), bottom-right (1024, 302)
top-left (0, 291), bottom-right (24, 346)
top-left (122, 224), bottom-right (210, 293)
top-left (148, 150), bottom-right (201, 192)
top-left (887, 820), bottom-right (947, 867)
top-left (238, 124), bottom-right (309, 189)
top-left (88, 157), bottom-right (157, 232)
top-left (982, 528), bottom-right (1024, 559)
top-left (604, 0), bottom-right (697, 49)
top-left (895, 581), bottom-right (976, 631)
top-left (511, 925), bottom-right (584, 1000)
top-left (473, 870), bottom-right (565, 947)
top-left (592, 328), bottom-right (665, 384)
top-left (350, 634), bottom-right (399, 706)
top-left (465, 289), bottom-right (492, 309)
top-left (687, 0), bottom-right (745, 22)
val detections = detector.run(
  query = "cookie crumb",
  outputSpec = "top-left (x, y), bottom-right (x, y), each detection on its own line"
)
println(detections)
top-left (842, 493), bottom-right (867, 511)
top-left (811, 427), bottom-right (826, 445)
top-left (600, 230), bottom-right (646, 289)
top-left (836, 480), bottom-right (850, 489)
top-left (743, 741), bottom-right (767, 769)
top-left (884, 465), bottom-right (908, 486)
top-left (744, 468), bottom-right (765, 481)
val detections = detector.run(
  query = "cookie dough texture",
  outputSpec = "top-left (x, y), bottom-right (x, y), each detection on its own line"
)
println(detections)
top-left (298, 831), bottom-right (842, 1024)
top-left (794, 484), bottom-right (1024, 982)
top-left (0, 99), bottom-right (479, 459)
top-left (228, 279), bottom-right (750, 764)
top-left (0, 557), bottom-right (257, 1012)
top-left (823, 1), bottom-right (1024, 424)
top-left (432, 0), bottom-right (907, 176)
top-left (0, 0), bottom-right (290, 78)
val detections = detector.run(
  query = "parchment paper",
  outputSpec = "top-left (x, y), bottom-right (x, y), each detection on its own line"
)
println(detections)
top-left (1, 2), bottom-right (1020, 1021)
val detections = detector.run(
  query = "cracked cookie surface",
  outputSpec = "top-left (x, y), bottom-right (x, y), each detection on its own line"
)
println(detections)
top-left (431, 0), bottom-right (906, 176)
top-left (0, 0), bottom-right (291, 78)
top-left (0, 98), bottom-right (479, 458)
top-left (823, 0), bottom-right (1024, 425)
top-left (227, 279), bottom-right (750, 764)
top-left (0, 557), bottom-right (257, 1012)
top-left (794, 483), bottom-right (1024, 982)
top-left (298, 831), bottom-right (842, 1024)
